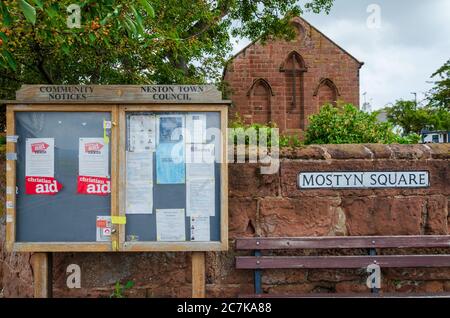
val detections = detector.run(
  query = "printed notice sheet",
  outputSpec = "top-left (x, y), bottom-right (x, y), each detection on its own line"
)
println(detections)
top-left (156, 209), bottom-right (186, 241)
top-left (186, 163), bottom-right (215, 180)
top-left (129, 115), bottom-right (156, 152)
top-left (79, 138), bottom-right (109, 177)
top-left (156, 142), bottom-right (185, 184)
top-left (96, 216), bottom-right (112, 242)
top-left (190, 216), bottom-right (210, 241)
top-left (157, 115), bottom-right (184, 144)
top-left (25, 138), bottom-right (55, 177)
top-left (186, 144), bottom-right (215, 179)
top-left (126, 151), bottom-right (153, 214)
top-left (186, 143), bottom-right (215, 164)
top-left (186, 179), bottom-right (215, 216)
top-left (186, 114), bottom-right (206, 143)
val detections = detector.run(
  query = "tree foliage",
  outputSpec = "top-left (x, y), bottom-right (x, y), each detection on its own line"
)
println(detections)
top-left (386, 100), bottom-right (450, 134)
top-left (0, 0), bottom-right (334, 99)
top-left (305, 104), bottom-right (420, 145)
top-left (386, 100), bottom-right (430, 135)
top-left (385, 60), bottom-right (450, 135)
top-left (427, 59), bottom-right (450, 110)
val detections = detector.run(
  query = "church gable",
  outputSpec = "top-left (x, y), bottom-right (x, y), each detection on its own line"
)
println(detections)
top-left (224, 17), bottom-right (362, 133)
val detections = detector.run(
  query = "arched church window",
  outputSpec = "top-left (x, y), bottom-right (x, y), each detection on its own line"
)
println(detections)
top-left (280, 51), bottom-right (307, 129)
top-left (247, 79), bottom-right (274, 124)
top-left (314, 78), bottom-right (340, 108)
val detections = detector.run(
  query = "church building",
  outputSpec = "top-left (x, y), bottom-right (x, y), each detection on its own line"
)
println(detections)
top-left (223, 17), bottom-right (364, 134)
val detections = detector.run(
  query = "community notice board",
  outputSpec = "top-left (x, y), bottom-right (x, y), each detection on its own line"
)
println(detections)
top-left (4, 85), bottom-right (229, 252)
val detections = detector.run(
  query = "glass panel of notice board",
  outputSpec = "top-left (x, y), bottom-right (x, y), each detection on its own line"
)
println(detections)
top-left (124, 112), bottom-right (222, 243)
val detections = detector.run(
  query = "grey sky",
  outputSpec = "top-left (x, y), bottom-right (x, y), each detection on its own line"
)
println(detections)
top-left (231, 0), bottom-right (450, 110)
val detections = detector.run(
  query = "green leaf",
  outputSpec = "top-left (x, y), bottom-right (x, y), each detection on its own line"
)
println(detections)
top-left (45, 7), bottom-right (57, 19)
top-left (0, 3), bottom-right (13, 27)
top-left (100, 12), bottom-right (113, 26)
top-left (138, 0), bottom-right (155, 18)
top-left (0, 32), bottom-right (8, 43)
top-left (32, 0), bottom-right (44, 10)
top-left (113, 5), bottom-right (122, 16)
top-left (88, 33), bottom-right (96, 43)
top-left (19, 0), bottom-right (37, 25)
top-left (124, 16), bottom-right (137, 35)
top-left (135, 20), bottom-right (145, 36)
top-left (124, 281), bottom-right (135, 289)
top-left (4, 50), bottom-right (17, 71)
top-left (61, 44), bottom-right (70, 55)
top-left (130, 5), bottom-right (143, 25)
top-left (103, 37), bottom-right (111, 48)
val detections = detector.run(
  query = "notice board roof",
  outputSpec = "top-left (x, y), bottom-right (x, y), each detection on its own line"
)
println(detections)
top-left (1, 85), bottom-right (231, 104)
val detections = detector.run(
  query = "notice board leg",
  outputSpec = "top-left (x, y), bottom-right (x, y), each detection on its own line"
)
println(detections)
top-left (31, 252), bottom-right (52, 298)
top-left (192, 252), bottom-right (206, 298)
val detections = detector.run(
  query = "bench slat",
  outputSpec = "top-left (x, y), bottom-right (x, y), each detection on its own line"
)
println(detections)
top-left (236, 255), bottom-right (450, 269)
top-left (236, 236), bottom-right (450, 250)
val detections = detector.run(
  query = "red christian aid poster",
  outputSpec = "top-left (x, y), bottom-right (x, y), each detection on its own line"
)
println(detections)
top-left (25, 138), bottom-right (63, 195)
top-left (77, 138), bottom-right (110, 196)
top-left (25, 176), bottom-right (63, 195)
top-left (77, 176), bottom-right (111, 196)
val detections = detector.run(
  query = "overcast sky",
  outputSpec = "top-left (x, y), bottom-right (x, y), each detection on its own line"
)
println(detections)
top-left (231, 0), bottom-right (450, 110)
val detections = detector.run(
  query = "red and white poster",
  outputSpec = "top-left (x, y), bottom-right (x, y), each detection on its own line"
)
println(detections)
top-left (77, 138), bottom-right (110, 195)
top-left (25, 138), bottom-right (62, 195)
top-left (25, 176), bottom-right (63, 195)
top-left (77, 176), bottom-right (110, 195)
top-left (26, 138), bottom-right (54, 177)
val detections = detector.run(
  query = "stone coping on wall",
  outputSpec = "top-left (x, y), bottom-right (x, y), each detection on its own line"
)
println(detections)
top-left (279, 143), bottom-right (450, 160)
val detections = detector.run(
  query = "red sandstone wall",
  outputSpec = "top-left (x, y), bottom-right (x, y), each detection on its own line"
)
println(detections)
top-left (224, 17), bottom-right (362, 133)
top-left (1, 144), bottom-right (449, 297)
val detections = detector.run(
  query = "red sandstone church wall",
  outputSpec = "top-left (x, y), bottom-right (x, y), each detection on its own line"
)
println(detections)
top-left (224, 18), bottom-right (362, 133)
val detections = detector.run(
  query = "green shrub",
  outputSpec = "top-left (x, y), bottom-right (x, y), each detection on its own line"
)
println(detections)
top-left (305, 104), bottom-right (419, 145)
top-left (279, 134), bottom-right (303, 148)
top-left (229, 113), bottom-right (278, 147)
top-left (395, 132), bottom-right (421, 144)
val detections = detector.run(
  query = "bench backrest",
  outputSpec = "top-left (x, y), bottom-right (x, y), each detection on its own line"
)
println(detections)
top-left (236, 236), bottom-right (450, 250)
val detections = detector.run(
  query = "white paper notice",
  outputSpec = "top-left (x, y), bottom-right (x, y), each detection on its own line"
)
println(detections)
top-left (186, 179), bottom-right (215, 216)
top-left (186, 144), bottom-right (215, 180)
top-left (190, 216), bottom-right (210, 241)
top-left (187, 163), bottom-right (215, 180)
top-left (129, 115), bottom-right (156, 152)
top-left (79, 138), bottom-right (109, 177)
top-left (186, 143), bottom-right (215, 164)
top-left (186, 114), bottom-right (206, 143)
top-left (156, 209), bottom-right (186, 241)
top-left (126, 151), bottom-right (153, 214)
top-left (25, 138), bottom-right (54, 177)
top-left (127, 151), bottom-right (153, 183)
top-left (96, 216), bottom-right (112, 242)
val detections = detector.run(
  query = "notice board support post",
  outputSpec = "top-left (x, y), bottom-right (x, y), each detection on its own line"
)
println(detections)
top-left (31, 252), bottom-right (52, 298)
top-left (192, 252), bottom-right (206, 298)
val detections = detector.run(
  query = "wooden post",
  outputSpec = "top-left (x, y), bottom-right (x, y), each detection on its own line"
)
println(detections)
top-left (31, 253), bottom-right (52, 298)
top-left (192, 252), bottom-right (206, 298)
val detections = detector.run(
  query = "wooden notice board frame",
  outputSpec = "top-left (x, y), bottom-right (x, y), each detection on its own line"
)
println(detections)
top-left (3, 85), bottom-right (230, 253)
top-left (5, 104), bottom-right (119, 253)
top-left (118, 105), bottom-right (228, 252)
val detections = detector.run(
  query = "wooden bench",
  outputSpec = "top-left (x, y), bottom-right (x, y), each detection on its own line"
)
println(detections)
top-left (235, 236), bottom-right (450, 298)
